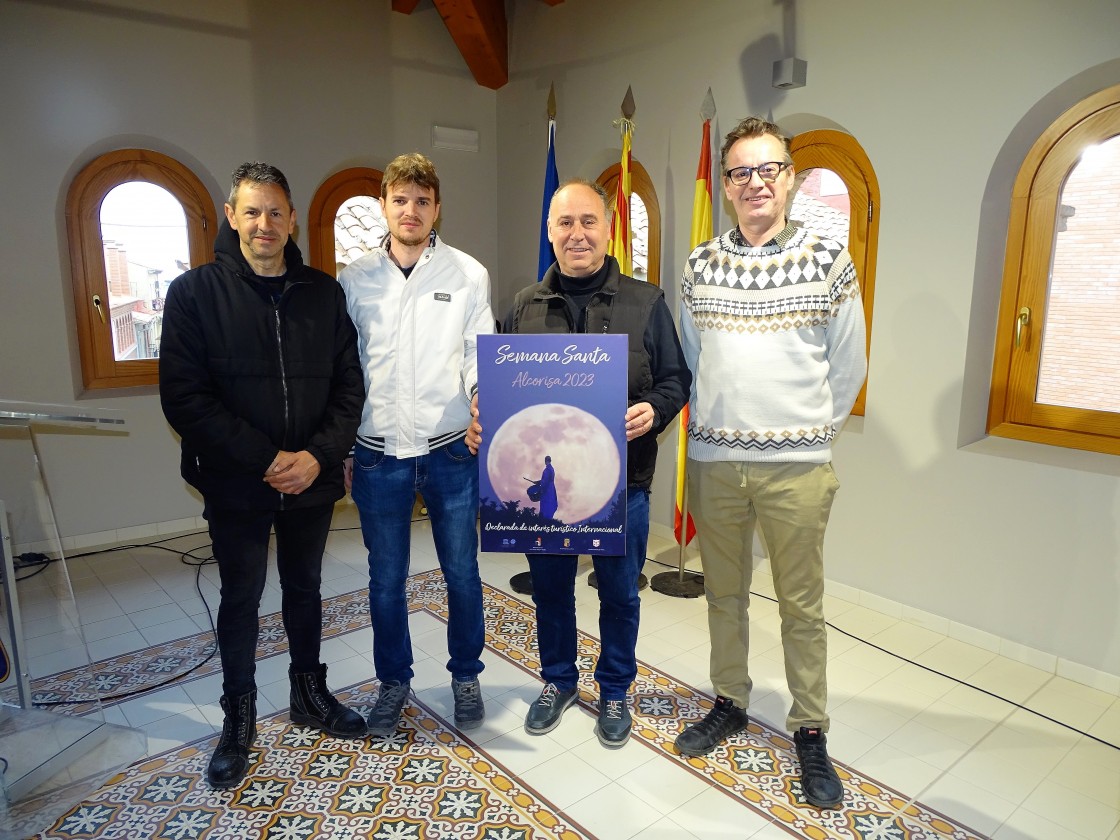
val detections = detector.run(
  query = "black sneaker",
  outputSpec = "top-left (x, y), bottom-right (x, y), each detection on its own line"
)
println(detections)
top-left (524, 683), bottom-right (578, 735)
top-left (595, 698), bottom-right (632, 748)
top-left (452, 678), bottom-right (485, 730)
top-left (674, 695), bottom-right (749, 756)
top-left (794, 727), bottom-right (843, 809)
top-left (366, 680), bottom-right (411, 738)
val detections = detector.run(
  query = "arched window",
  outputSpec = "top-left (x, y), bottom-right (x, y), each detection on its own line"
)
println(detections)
top-left (988, 84), bottom-right (1120, 455)
top-left (596, 159), bottom-right (661, 286)
top-left (789, 130), bottom-right (880, 417)
top-left (66, 149), bottom-right (216, 390)
top-left (308, 167), bottom-right (386, 277)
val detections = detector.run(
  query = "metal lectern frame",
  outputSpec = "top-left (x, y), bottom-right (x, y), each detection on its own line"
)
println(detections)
top-left (0, 400), bottom-right (145, 839)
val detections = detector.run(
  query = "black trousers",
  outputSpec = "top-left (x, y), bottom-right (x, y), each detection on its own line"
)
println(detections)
top-left (205, 503), bottom-right (334, 697)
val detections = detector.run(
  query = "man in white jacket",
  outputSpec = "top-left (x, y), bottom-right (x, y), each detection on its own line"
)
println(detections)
top-left (675, 117), bottom-right (866, 810)
top-left (339, 153), bottom-right (494, 738)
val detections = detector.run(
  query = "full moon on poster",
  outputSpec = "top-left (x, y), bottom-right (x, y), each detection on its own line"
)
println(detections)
top-left (486, 403), bottom-right (620, 523)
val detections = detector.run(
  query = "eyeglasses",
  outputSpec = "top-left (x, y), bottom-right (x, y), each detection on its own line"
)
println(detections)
top-left (724, 162), bottom-right (790, 185)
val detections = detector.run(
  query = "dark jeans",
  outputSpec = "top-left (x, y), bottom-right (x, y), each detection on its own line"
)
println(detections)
top-left (528, 487), bottom-right (649, 700)
top-left (206, 503), bottom-right (333, 697)
top-left (350, 439), bottom-right (485, 684)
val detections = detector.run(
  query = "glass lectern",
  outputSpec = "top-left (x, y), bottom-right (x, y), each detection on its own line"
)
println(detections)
top-left (0, 401), bottom-right (146, 839)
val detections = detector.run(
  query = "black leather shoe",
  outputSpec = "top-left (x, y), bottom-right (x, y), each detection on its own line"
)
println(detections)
top-left (524, 683), bottom-right (578, 735)
top-left (794, 726), bottom-right (843, 809)
top-left (595, 698), bottom-right (632, 748)
top-left (452, 678), bottom-right (485, 730)
top-left (366, 680), bottom-right (412, 737)
top-left (674, 695), bottom-right (749, 756)
top-left (207, 691), bottom-right (256, 789)
top-left (289, 664), bottom-right (366, 738)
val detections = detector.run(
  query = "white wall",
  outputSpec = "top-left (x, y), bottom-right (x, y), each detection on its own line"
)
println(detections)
top-left (1, 0), bottom-right (1117, 679)
top-left (495, 0), bottom-right (1120, 678)
top-left (0, 0), bottom-right (497, 535)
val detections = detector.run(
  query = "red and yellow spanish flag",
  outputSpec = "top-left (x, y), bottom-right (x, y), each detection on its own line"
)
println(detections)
top-left (607, 118), bottom-right (633, 276)
top-left (675, 117), bottom-right (713, 545)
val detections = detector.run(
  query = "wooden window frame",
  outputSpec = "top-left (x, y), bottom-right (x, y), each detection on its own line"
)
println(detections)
top-left (308, 167), bottom-right (384, 277)
top-left (790, 130), bottom-right (880, 417)
top-left (988, 83), bottom-right (1120, 455)
top-left (66, 149), bottom-right (216, 390)
top-left (596, 159), bottom-right (661, 287)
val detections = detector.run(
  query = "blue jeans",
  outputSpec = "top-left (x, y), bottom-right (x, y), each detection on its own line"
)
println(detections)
top-left (206, 503), bottom-right (334, 697)
top-left (351, 439), bottom-right (485, 683)
top-left (528, 487), bottom-right (649, 701)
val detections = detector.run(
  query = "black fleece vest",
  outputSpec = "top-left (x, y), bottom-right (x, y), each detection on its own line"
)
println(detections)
top-left (509, 266), bottom-right (664, 488)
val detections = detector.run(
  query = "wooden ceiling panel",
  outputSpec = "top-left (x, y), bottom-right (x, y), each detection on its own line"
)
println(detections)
top-left (392, 0), bottom-right (563, 89)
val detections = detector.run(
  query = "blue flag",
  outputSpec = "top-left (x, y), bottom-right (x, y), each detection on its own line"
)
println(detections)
top-left (538, 119), bottom-right (559, 281)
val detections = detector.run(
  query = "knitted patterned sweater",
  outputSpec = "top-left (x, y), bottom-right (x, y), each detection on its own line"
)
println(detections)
top-left (679, 223), bottom-right (866, 464)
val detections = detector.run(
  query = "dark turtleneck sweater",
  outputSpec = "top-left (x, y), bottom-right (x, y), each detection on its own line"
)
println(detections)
top-left (556, 260), bottom-right (610, 332)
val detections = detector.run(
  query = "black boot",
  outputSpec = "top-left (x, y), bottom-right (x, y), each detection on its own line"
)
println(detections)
top-left (207, 691), bottom-right (256, 789)
top-left (289, 664), bottom-right (366, 737)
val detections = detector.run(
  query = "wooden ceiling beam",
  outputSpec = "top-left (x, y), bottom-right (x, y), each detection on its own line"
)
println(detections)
top-left (431, 0), bottom-right (508, 90)
top-left (541, 0), bottom-right (565, 5)
top-left (391, 0), bottom-right (422, 13)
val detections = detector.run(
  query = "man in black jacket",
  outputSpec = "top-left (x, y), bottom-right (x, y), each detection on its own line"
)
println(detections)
top-left (160, 162), bottom-right (367, 789)
top-left (468, 179), bottom-right (690, 748)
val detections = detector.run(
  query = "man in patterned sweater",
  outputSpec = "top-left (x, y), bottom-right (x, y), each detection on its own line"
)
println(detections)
top-left (674, 117), bottom-right (866, 810)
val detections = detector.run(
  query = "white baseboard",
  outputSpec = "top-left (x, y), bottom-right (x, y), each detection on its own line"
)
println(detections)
top-left (643, 522), bottom-right (1120, 694)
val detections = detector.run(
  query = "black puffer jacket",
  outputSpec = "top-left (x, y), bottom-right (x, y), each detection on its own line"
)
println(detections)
top-left (159, 223), bottom-right (364, 510)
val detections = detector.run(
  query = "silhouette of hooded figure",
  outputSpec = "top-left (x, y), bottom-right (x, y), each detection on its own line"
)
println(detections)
top-left (538, 455), bottom-right (558, 520)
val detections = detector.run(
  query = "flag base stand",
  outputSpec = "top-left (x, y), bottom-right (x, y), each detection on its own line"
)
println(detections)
top-left (649, 570), bottom-right (705, 598)
top-left (510, 572), bottom-right (534, 595)
top-left (587, 571), bottom-right (648, 591)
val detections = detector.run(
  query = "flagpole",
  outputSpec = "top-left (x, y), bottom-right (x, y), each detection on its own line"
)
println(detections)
top-left (651, 88), bottom-right (716, 600)
top-left (511, 83), bottom-right (559, 596)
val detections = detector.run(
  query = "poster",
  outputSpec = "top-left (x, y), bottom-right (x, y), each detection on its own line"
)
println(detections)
top-left (477, 333), bottom-right (627, 555)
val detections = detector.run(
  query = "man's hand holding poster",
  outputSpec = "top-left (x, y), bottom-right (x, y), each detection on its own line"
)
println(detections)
top-left (477, 334), bottom-right (627, 555)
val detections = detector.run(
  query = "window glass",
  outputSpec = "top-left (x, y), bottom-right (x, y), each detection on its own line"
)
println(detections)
top-left (630, 192), bottom-right (648, 283)
top-left (66, 149), bottom-right (215, 390)
top-left (99, 182), bottom-right (189, 360)
top-left (789, 167), bottom-right (850, 247)
top-left (1036, 135), bottom-right (1120, 412)
top-left (334, 195), bottom-right (387, 273)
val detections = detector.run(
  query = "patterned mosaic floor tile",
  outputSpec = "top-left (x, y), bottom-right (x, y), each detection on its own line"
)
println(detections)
top-left (36, 687), bottom-right (590, 840)
top-left (25, 571), bottom-right (988, 840)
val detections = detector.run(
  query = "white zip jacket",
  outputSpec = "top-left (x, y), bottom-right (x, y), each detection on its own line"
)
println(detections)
top-left (338, 232), bottom-right (494, 457)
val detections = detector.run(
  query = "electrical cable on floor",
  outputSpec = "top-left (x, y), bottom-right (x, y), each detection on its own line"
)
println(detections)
top-left (12, 529), bottom-right (1115, 754)
top-left (35, 534), bottom-right (219, 706)
top-left (643, 555), bottom-right (1120, 753)
top-left (25, 521), bottom-right (401, 706)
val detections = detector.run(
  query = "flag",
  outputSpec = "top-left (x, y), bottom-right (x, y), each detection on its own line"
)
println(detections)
top-left (538, 117), bottom-right (559, 281)
top-left (607, 117), bottom-right (633, 276)
top-left (675, 116), bottom-right (713, 545)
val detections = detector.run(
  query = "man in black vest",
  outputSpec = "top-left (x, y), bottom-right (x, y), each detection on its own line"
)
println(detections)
top-left (467, 179), bottom-right (690, 747)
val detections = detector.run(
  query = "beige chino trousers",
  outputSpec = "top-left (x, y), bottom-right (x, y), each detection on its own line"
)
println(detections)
top-left (688, 459), bottom-right (840, 732)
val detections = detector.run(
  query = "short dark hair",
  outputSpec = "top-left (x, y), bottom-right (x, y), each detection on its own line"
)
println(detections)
top-left (382, 152), bottom-right (441, 205)
top-left (228, 162), bottom-right (293, 209)
top-left (549, 178), bottom-right (610, 218)
top-left (719, 117), bottom-right (792, 171)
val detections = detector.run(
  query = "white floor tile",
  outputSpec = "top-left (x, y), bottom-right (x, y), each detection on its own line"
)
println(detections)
top-left (617, 755), bottom-right (715, 815)
top-left (667, 785), bottom-right (778, 839)
top-left (564, 782), bottom-right (662, 840)
top-left (518, 750), bottom-right (612, 809)
top-left (1018, 778), bottom-right (1120, 839)
top-left (993, 806), bottom-right (1101, 840)
top-left (919, 771), bottom-right (1019, 837)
